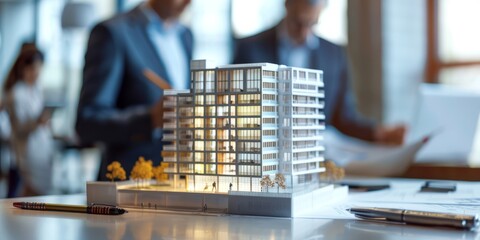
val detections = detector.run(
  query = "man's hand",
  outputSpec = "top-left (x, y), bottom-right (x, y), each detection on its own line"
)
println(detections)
top-left (374, 124), bottom-right (407, 146)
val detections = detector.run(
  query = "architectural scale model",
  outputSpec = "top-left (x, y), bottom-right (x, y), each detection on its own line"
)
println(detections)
top-left (87, 60), bottom-right (347, 217)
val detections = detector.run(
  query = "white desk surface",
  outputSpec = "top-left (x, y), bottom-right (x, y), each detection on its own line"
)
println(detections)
top-left (1, 180), bottom-right (479, 240)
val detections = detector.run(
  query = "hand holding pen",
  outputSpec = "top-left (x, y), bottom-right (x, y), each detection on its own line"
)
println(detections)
top-left (13, 202), bottom-right (127, 215)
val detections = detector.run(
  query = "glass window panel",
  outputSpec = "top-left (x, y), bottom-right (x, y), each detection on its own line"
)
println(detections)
top-left (439, 0), bottom-right (480, 62)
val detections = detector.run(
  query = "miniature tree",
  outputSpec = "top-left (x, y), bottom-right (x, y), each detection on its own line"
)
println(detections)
top-left (153, 162), bottom-right (169, 183)
top-left (106, 161), bottom-right (126, 182)
top-left (260, 175), bottom-right (274, 192)
top-left (321, 160), bottom-right (345, 183)
top-left (274, 173), bottom-right (286, 192)
top-left (130, 156), bottom-right (154, 188)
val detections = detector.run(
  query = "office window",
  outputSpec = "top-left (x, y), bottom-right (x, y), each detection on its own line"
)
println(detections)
top-left (426, 0), bottom-right (480, 86)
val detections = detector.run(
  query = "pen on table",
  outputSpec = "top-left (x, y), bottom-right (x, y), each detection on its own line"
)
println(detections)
top-left (347, 207), bottom-right (479, 229)
top-left (13, 202), bottom-right (127, 215)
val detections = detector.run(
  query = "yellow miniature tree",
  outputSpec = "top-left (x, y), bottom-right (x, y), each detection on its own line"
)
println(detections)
top-left (274, 173), bottom-right (286, 192)
top-left (153, 162), bottom-right (169, 183)
top-left (106, 161), bottom-right (126, 182)
top-left (321, 160), bottom-right (345, 183)
top-left (130, 156), bottom-right (154, 188)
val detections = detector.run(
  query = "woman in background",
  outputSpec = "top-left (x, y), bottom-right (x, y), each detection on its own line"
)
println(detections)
top-left (3, 43), bottom-right (54, 196)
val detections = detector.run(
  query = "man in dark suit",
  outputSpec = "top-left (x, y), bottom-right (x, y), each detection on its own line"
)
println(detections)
top-left (233, 0), bottom-right (405, 144)
top-left (76, 0), bottom-right (193, 180)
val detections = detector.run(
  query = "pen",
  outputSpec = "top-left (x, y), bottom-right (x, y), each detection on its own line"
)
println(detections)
top-left (347, 207), bottom-right (479, 229)
top-left (13, 202), bottom-right (127, 215)
top-left (143, 68), bottom-right (171, 90)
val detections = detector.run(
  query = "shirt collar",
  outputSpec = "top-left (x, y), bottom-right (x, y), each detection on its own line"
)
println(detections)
top-left (139, 3), bottom-right (181, 33)
top-left (278, 21), bottom-right (319, 50)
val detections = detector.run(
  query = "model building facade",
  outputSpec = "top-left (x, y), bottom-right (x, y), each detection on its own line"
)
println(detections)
top-left (162, 60), bottom-right (325, 193)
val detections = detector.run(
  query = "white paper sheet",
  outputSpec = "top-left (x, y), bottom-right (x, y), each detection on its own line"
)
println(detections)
top-left (324, 127), bottom-right (431, 177)
top-left (297, 180), bottom-right (480, 220)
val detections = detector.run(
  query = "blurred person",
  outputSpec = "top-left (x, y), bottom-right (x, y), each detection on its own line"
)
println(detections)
top-left (233, 0), bottom-right (405, 145)
top-left (3, 43), bottom-right (54, 196)
top-left (76, 0), bottom-right (193, 180)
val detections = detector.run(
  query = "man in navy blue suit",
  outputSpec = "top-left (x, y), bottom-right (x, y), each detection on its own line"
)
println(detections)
top-left (233, 0), bottom-right (405, 144)
top-left (76, 0), bottom-right (192, 180)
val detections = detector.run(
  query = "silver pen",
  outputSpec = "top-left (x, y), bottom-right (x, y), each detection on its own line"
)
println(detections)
top-left (347, 207), bottom-right (479, 229)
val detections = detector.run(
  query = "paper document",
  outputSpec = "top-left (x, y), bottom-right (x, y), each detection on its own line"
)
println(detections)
top-left (297, 180), bottom-right (480, 220)
top-left (324, 127), bottom-right (430, 177)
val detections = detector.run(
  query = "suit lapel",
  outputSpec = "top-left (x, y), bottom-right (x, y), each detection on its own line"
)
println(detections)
top-left (268, 26), bottom-right (280, 64)
top-left (127, 7), bottom-right (170, 84)
top-left (310, 40), bottom-right (322, 70)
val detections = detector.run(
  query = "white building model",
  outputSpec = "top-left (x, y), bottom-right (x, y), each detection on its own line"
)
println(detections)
top-left (162, 60), bottom-right (325, 193)
top-left (87, 60), bottom-right (346, 217)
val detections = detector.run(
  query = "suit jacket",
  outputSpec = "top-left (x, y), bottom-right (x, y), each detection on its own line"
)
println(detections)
top-left (76, 6), bottom-right (193, 180)
top-left (233, 25), bottom-right (375, 141)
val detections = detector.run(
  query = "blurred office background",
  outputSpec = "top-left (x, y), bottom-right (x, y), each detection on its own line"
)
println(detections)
top-left (0, 0), bottom-right (480, 196)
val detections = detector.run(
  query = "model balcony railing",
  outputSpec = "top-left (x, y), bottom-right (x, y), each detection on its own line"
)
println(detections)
top-left (163, 145), bottom-right (177, 151)
top-left (293, 111), bottom-right (317, 115)
top-left (292, 122), bottom-right (317, 127)
top-left (163, 157), bottom-right (176, 162)
top-left (292, 134), bottom-right (316, 138)
top-left (163, 134), bottom-right (176, 140)
top-left (163, 123), bottom-right (177, 129)
top-left (292, 144), bottom-right (316, 149)
top-left (292, 100), bottom-right (318, 104)
top-left (163, 112), bottom-right (177, 118)
top-left (163, 101), bottom-right (176, 107)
